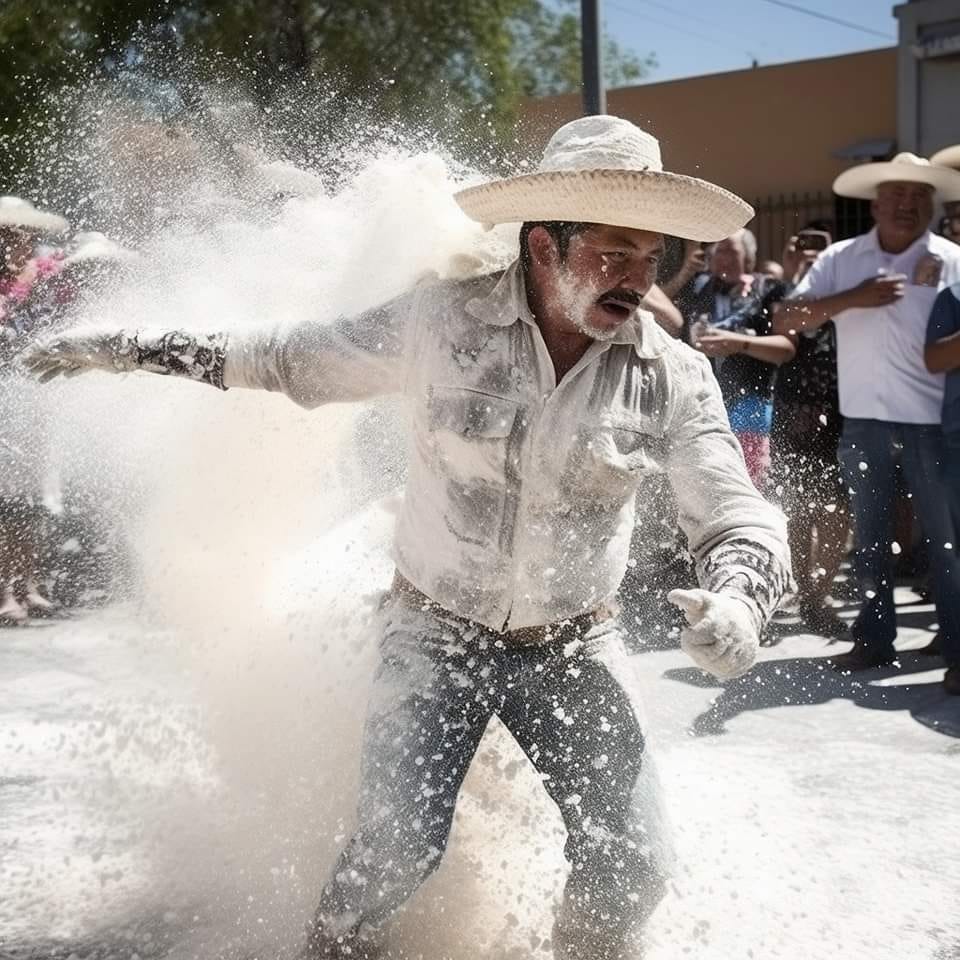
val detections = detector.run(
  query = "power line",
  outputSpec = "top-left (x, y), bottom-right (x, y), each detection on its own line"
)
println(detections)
top-left (607, 0), bottom-right (752, 56)
top-left (635, 0), bottom-right (779, 60)
top-left (636, 0), bottom-right (748, 38)
top-left (754, 0), bottom-right (895, 41)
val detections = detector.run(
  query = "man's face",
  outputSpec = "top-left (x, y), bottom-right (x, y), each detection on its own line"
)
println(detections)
top-left (548, 224), bottom-right (665, 340)
top-left (710, 236), bottom-right (745, 282)
top-left (872, 181), bottom-right (934, 244)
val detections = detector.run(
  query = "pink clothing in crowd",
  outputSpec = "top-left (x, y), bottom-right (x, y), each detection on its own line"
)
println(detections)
top-left (0, 254), bottom-right (65, 324)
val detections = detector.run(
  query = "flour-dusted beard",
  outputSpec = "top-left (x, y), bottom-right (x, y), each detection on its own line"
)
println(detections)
top-left (554, 267), bottom-right (623, 342)
top-left (573, 312), bottom-right (621, 342)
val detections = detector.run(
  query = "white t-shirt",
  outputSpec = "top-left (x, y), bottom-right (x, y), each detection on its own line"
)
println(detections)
top-left (791, 228), bottom-right (960, 424)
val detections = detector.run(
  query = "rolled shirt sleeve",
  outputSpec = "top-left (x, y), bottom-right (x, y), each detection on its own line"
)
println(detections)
top-left (223, 290), bottom-right (417, 407)
top-left (666, 351), bottom-right (791, 629)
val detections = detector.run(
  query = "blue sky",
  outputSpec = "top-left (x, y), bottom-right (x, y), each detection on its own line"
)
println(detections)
top-left (601, 0), bottom-right (897, 84)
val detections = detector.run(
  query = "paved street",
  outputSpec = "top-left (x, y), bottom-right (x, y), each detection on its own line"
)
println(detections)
top-left (1, 584), bottom-right (958, 960)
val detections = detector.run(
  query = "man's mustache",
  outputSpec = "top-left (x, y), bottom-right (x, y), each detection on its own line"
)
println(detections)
top-left (597, 288), bottom-right (641, 307)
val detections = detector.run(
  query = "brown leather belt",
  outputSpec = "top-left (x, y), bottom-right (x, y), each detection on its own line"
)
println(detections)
top-left (390, 571), bottom-right (615, 646)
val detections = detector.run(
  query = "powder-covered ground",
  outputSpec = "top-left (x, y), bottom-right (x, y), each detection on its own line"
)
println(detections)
top-left (2, 572), bottom-right (957, 960)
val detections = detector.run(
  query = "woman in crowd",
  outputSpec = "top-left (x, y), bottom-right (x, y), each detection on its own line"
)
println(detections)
top-left (0, 196), bottom-right (69, 622)
top-left (684, 228), bottom-right (796, 487)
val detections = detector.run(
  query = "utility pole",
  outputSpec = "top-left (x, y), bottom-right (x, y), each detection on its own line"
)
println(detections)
top-left (581, 0), bottom-right (606, 116)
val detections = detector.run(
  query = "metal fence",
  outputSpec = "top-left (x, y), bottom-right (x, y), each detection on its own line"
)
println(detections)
top-left (748, 191), bottom-right (874, 263)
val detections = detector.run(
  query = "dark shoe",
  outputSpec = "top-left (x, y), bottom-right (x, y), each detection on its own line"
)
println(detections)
top-left (945, 666), bottom-right (960, 696)
top-left (830, 576), bottom-right (860, 602)
top-left (23, 582), bottom-right (55, 616)
top-left (0, 588), bottom-right (28, 624)
top-left (829, 643), bottom-right (899, 672)
top-left (916, 633), bottom-right (943, 657)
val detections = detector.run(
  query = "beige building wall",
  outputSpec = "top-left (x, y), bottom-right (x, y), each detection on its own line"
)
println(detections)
top-left (894, 0), bottom-right (960, 156)
top-left (519, 48), bottom-right (897, 204)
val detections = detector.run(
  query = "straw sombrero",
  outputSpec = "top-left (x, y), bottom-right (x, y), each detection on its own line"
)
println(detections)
top-left (454, 115), bottom-right (753, 243)
top-left (931, 144), bottom-right (960, 171)
top-left (63, 231), bottom-right (138, 266)
top-left (833, 152), bottom-right (960, 202)
top-left (0, 195), bottom-right (69, 233)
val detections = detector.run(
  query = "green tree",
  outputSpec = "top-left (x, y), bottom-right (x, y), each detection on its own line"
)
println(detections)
top-left (0, 0), bottom-right (654, 186)
top-left (511, 0), bottom-right (655, 96)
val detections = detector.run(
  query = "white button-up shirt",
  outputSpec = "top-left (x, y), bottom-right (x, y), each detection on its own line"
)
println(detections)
top-left (224, 261), bottom-right (789, 631)
top-left (791, 228), bottom-right (960, 424)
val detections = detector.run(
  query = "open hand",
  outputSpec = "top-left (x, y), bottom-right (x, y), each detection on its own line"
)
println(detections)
top-left (693, 329), bottom-right (746, 358)
top-left (668, 588), bottom-right (760, 679)
top-left (781, 236), bottom-right (819, 285)
top-left (20, 327), bottom-right (136, 382)
top-left (680, 239), bottom-right (707, 278)
top-left (847, 274), bottom-right (906, 309)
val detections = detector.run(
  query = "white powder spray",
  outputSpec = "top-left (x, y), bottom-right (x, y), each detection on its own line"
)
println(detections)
top-left (9, 94), bottom-right (588, 958)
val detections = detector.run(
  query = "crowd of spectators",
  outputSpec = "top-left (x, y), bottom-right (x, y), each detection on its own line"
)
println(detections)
top-left (651, 147), bottom-right (960, 696)
top-left (0, 198), bottom-right (136, 622)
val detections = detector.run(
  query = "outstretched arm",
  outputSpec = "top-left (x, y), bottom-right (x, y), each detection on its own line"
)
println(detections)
top-left (694, 329), bottom-right (796, 364)
top-left (772, 277), bottom-right (905, 334)
top-left (25, 327), bottom-right (230, 388)
top-left (23, 291), bottom-right (417, 407)
top-left (665, 352), bottom-right (791, 678)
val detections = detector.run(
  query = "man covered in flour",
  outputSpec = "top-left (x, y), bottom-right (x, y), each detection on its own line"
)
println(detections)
top-left (26, 117), bottom-right (789, 958)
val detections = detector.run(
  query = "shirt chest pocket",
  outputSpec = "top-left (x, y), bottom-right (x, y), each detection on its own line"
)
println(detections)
top-left (561, 415), bottom-right (667, 503)
top-left (425, 385), bottom-right (522, 484)
top-left (606, 418), bottom-right (668, 474)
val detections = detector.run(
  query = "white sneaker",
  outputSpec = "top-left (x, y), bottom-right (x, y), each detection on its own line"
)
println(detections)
top-left (0, 586), bottom-right (28, 623)
top-left (24, 581), bottom-right (54, 613)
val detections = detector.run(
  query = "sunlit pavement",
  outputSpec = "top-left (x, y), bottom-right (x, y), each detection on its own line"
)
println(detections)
top-left (2, 591), bottom-right (958, 960)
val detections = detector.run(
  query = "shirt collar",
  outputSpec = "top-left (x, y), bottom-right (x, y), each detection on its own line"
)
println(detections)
top-left (464, 258), bottom-right (664, 359)
top-left (862, 226), bottom-right (932, 258)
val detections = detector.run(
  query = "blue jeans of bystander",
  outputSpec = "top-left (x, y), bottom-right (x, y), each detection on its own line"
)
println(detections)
top-left (839, 418), bottom-right (960, 667)
top-left (944, 430), bottom-right (960, 541)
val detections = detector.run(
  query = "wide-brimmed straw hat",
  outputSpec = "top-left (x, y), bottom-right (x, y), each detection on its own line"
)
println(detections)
top-left (931, 144), bottom-right (960, 171)
top-left (63, 231), bottom-right (138, 266)
top-left (454, 115), bottom-right (753, 243)
top-left (0, 195), bottom-right (70, 233)
top-left (833, 152), bottom-right (960, 202)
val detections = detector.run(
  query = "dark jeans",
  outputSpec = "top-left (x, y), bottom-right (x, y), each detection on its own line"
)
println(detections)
top-left (839, 419), bottom-right (960, 666)
top-left (309, 595), bottom-right (670, 958)
top-left (945, 430), bottom-right (960, 543)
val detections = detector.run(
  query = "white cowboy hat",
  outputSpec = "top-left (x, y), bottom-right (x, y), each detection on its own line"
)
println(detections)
top-left (0, 195), bottom-right (70, 233)
top-left (453, 115), bottom-right (753, 243)
top-left (931, 144), bottom-right (960, 171)
top-left (63, 231), bottom-right (138, 266)
top-left (833, 152), bottom-right (960, 201)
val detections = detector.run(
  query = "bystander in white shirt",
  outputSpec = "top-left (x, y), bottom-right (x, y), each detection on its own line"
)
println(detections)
top-left (791, 228), bottom-right (960, 424)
